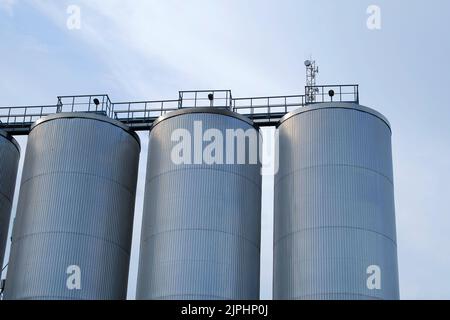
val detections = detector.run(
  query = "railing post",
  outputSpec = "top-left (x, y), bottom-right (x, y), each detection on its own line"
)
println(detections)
top-left (143, 102), bottom-right (147, 119)
top-left (178, 92), bottom-right (182, 109)
top-left (194, 92), bottom-right (197, 108)
top-left (57, 97), bottom-right (62, 113)
top-left (356, 85), bottom-right (359, 104)
top-left (23, 107), bottom-right (27, 124)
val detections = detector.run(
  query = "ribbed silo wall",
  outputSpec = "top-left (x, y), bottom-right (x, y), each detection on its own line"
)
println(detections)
top-left (0, 131), bottom-right (20, 269)
top-left (4, 113), bottom-right (140, 300)
top-left (136, 108), bottom-right (262, 300)
top-left (273, 103), bottom-right (399, 300)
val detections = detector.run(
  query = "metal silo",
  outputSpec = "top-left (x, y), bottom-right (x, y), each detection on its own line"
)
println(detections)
top-left (0, 131), bottom-right (20, 269)
top-left (137, 108), bottom-right (262, 300)
top-left (4, 113), bottom-right (140, 300)
top-left (273, 102), bottom-right (399, 300)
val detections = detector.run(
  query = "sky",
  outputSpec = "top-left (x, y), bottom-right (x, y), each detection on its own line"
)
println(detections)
top-left (1, 0), bottom-right (450, 300)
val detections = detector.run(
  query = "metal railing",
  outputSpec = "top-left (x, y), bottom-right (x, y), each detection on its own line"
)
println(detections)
top-left (306, 84), bottom-right (359, 104)
top-left (233, 94), bottom-right (306, 122)
top-left (57, 94), bottom-right (114, 118)
top-left (0, 85), bottom-right (359, 133)
top-left (0, 105), bottom-right (58, 127)
top-left (178, 90), bottom-right (233, 109)
top-left (113, 99), bottom-right (179, 127)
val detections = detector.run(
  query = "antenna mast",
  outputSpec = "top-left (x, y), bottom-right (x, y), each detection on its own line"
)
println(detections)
top-left (304, 58), bottom-right (319, 103)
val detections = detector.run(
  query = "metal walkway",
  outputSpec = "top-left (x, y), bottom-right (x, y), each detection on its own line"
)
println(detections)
top-left (0, 85), bottom-right (358, 135)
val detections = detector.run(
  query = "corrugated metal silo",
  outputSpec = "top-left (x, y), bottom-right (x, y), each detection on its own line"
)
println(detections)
top-left (273, 102), bottom-right (399, 300)
top-left (137, 108), bottom-right (262, 300)
top-left (0, 131), bottom-right (20, 269)
top-left (4, 113), bottom-right (140, 300)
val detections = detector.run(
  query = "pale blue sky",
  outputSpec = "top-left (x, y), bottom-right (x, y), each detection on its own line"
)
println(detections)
top-left (1, 0), bottom-right (449, 300)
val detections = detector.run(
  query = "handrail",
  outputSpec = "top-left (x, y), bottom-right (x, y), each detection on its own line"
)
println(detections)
top-left (0, 85), bottom-right (359, 133)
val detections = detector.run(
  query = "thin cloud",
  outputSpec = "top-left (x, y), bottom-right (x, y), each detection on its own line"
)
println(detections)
top-left (0, 0), bottom-right (17, 16)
